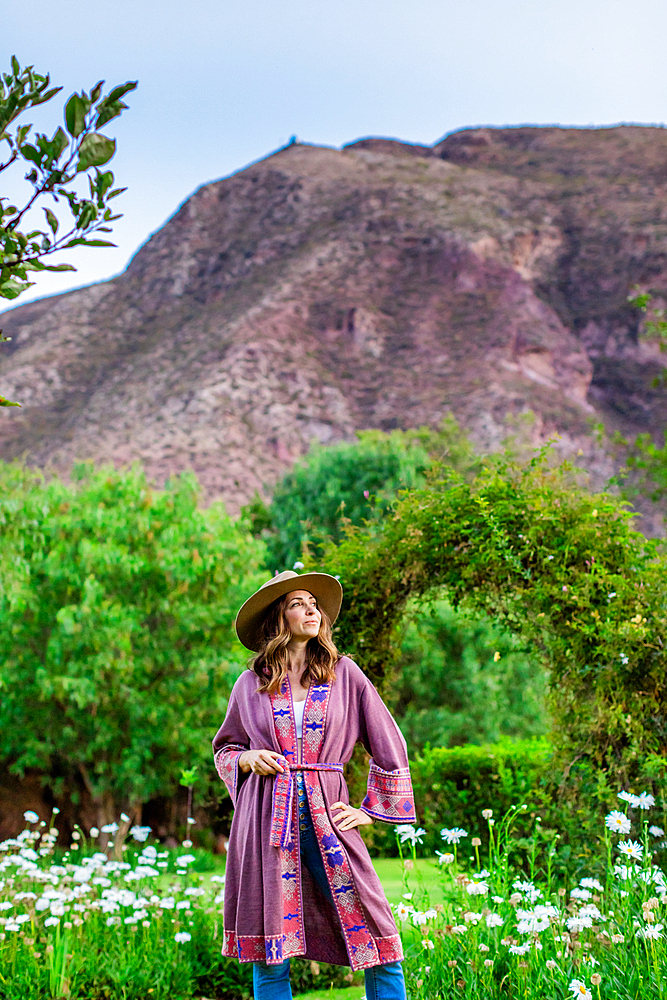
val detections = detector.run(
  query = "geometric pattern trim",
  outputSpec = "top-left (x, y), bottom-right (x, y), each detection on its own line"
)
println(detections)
top-left (269, 679), bottom-right (305, 965)
top-left (361, 759), bottom-right (416, 825)
top-left (214, 743), bottom-right (247, 804)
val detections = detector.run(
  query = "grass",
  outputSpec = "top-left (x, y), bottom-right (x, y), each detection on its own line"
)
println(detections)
top-left (297, 990), bottom-right (365, 1000)
top-left (371, 857), bottom-right (445, 907)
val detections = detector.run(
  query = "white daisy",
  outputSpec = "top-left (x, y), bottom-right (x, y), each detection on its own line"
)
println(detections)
top-left (605, 811), bottom-right (631, 834)
top-left (440, 827), bottom-right (468, 844)
top-left (618, 840), bottom-right (644, 860)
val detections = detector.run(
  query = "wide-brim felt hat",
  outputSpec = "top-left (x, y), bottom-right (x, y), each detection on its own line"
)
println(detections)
top-left (235, 570), bottom-right (343, 652)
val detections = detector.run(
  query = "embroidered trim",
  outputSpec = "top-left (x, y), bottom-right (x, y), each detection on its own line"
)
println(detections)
top-left (361, 759), bottom-right (416, 824)
top-left (270, 681), bottom-right (306, 963)
top-left (376, 933), bottom-right (404, 964)
top-left (222, 928), bottom-right (403, 967)
top-left (214, 744), bottom-right (247, 804)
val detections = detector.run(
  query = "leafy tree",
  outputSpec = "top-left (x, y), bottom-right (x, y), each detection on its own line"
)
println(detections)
top-left (388, 599), bottom-right (548, 751)
top-left (0, 462), bottom-right (264, 839)
top-left (314, 449), bottom-right (667, 806)
top-left (0, 57), bottom-right (136, 404)
top-left (246, 419), bottom-right (480, 572)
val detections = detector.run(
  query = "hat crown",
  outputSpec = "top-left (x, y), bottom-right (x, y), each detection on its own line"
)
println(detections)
top-left (259, 570), bottom-right (299, 591)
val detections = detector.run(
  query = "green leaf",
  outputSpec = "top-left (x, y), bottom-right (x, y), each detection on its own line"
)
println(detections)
top-left (51, 126), bottom-right (69, 159)
top-left (20, 143), bottom-right (42, 165)
top-left (0, 277), bottom-right (33, 299)
top-left (44, 207), bottom-right (59, 235)
top-left (33, 86), bottom-right (62, 107)
top-left (81, 239), bottom-right (116, 248)
top-left (95, 101), bottom-right (126, 129)
top-left (96, 169), bottom-right (114, 197)
top-left (76, 133), bottom-right (115, 172)
top-left (108, 188), bottom-right (127, 199)
top-left (90, 80), bottom-right (104, 103)
top-left (43, 263), bottom-right (77, 272)
top-left (179, 766), bottom-right (199, 787)
top-left (104, 81), bottom-right (138, 105)
top-left (65, 93), bottom-right (87, 138)
top-left (0, 395), bottom-right (21, 407)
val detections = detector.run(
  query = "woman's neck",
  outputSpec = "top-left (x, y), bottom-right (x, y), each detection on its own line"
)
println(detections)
top-left (287, 638), bottom-right (308, 675)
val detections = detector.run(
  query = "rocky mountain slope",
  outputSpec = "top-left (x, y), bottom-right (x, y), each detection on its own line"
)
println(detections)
top-left (2, 125), bottom-right (667, 515)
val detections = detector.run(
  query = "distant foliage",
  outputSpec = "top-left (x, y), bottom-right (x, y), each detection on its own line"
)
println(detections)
top-left (0, 462), bottom-right (264, 831)
top-left (247, 418), bottom-right (480, 573)
top-left (389, 600), bottom-right (548, 751)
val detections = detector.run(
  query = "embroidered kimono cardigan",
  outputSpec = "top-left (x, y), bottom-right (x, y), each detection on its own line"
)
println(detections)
top-left (212, 655), bottom-right (416, 971)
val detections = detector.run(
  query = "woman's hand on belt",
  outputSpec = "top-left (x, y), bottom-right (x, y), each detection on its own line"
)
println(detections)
top-left (239, 749), bottom-right (285, 775)
top-left (331, 801), bottom-right (374, 831)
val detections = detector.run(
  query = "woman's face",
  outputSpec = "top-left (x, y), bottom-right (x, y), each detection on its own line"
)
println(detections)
top-left (284, 590), bottom-right (321, 641)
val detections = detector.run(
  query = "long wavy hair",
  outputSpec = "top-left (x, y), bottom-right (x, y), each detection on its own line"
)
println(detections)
top-left (251, 592), bottom-right (339, 694)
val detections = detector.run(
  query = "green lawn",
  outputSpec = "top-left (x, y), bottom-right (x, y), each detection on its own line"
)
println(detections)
top-left (297, 989), bottom-right (366, 1000)
top-left (370, 856), bottom-right (445, 906)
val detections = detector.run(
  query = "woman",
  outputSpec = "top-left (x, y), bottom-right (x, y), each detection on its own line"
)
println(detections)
top-left (213, 569), bottom-right (416, 1000)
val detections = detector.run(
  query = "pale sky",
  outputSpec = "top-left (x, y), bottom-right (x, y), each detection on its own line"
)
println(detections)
top-left (2, 0), bottom-right (666, 311)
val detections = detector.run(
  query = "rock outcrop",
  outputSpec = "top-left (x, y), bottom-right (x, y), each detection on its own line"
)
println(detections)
top-left (2, 126), bottom-right (667, 514)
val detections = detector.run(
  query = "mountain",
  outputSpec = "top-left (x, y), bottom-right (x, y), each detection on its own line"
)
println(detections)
top-left (2, 125), bottom-right (667, 515)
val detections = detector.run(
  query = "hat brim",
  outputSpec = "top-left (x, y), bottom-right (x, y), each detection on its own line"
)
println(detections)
top-left (235, 572), bottom-right (343, 652)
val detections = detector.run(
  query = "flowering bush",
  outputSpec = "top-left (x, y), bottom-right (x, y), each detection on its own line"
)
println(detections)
top-left (394, 792), bottom-right (667, 999)
top-left (0, 813), bottom-right (349, 999)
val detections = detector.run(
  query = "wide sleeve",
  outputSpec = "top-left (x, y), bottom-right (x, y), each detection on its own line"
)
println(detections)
top-left (212, 678), bottom-right (250, 807)
top-left (357, 670), bottom-right (417, 825)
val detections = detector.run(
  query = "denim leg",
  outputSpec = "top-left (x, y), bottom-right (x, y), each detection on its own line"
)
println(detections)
top-left (253, 958), bottom-right (292, 1000)
top-left (364, 961), bottom-right (407, 1000)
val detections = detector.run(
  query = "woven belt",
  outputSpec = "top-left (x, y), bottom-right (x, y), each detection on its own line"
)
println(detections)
top-left (270, 760), bottom-right (344, 849)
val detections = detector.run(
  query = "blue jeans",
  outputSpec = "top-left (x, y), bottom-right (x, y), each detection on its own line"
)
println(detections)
top-left (253, 774), bottom-right (406, 1000)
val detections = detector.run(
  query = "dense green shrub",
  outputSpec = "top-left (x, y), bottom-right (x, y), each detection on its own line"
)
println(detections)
top-left (363, 738), bottom-right (553, 857)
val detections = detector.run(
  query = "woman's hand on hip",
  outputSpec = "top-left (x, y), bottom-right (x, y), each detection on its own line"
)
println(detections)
top-left (239, 749), bottom-right (286, 775)
top-left (331, 801), bottom-right (374, 831)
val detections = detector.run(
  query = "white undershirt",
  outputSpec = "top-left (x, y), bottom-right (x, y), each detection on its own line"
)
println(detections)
top-left (293, 699), bottom-right (306, 739)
